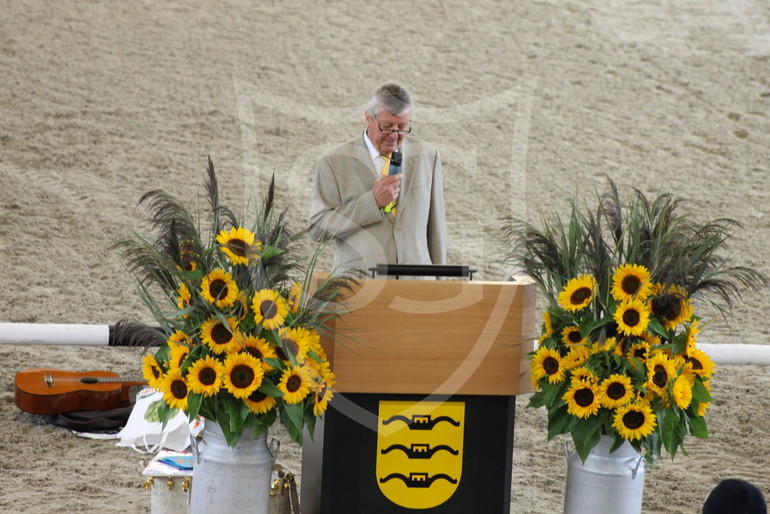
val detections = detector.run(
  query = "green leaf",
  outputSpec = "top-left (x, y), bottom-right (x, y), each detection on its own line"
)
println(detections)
top-left (688, 415), bottom-right (709, 439)
top-left (144, 399), bottom-right (166, 423)
top-left (658, 408), bottom-right (680, 455)
top-left (283, 402), bottom-right (304, 434)
top-left (258, 379), bottom-right (284, 398)
top-left (280, 404), bottom-right (304, 444)
top-left (647, 317), bottom-right (668, 339)
top-left (572, 421), bottom-right (602, 463)
top-left (527, 390), bottom-right (546, 409)
top-left (260, 246), bottom-right (285, 260)
top-left (547, 404), bottom-right (570, 439)
top-left (691, 378), bottom-right (712, 403)
top-left (187, 392), bottom-right (203, 420)
top-left (542, 381), bottom-right (568, 408)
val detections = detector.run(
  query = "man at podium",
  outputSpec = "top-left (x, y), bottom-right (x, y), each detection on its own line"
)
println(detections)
top-left (308, 82), bottom-right (446, 276)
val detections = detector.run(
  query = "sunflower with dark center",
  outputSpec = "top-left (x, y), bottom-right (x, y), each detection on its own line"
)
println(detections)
top-left (200, 316), bottom-right (241, 354)
top-left (187, 356), bottom-right (224, 397)
top-left (531, 346), bottom-right (566, 385)
top-left (562, 326), bottom-right (586, 346)
top-left (278, 366), bottom-right (312, 404)
top-left (685, 348), bottom-right (715, 377)
top-left (251, 289), bottom-right (288, 330)
top-left (201, 268), bottom-right (239, 308)
top-left (216, 226), bottom-right (259, 266)
top-left (222, 353), bottom-right (264, 399)
top-left (242, 335), bottom-right (277, 373)
top-left (611, 264), bottom-right (652, 301)
top-left (277, 327), bottom-right (309, 364)
top-left (244, 389), bottom-right (276, 415)
top-left (613, 402), bottom-right (657, 440)
top-left (141, 354), bottom-right (165, 389)
top-left (161, 370), bottom-right (189, 410)
top-left (562, 382), bottom-right (600, 419)
top-left (613, 298), bottom-right (650, 336)
top-left (558, 274), bottom-right (596, 312)
top-left (646, 353), bottom-right (676, 394)
top-left (598, 374), bottom-right (633, 408)
top-left (313, 380), bottom-right (334, 416)
top-left (169, 343), bottom-right (190, 370)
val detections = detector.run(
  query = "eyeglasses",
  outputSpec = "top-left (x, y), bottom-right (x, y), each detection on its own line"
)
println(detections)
top-left (373, 114), bottom-right (412, 136)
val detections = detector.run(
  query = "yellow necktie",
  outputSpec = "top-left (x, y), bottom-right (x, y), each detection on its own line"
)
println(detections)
top-left (380, 155), bottom-right (397, 215)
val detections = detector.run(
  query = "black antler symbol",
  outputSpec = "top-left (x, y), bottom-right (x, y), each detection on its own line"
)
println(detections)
top-left (379, 472), bottom-right (457, 488)
top-left (381, 414), bottom-right (460, 430)
top-left (380, 443), bottom-right (459, 459)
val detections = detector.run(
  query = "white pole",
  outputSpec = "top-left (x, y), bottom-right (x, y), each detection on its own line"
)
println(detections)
top-left (698, 343), bottom-right (770, 366)
top-left (0, 323), bottom-right (769, 365)
top-left (0, 323), bottom-right (110, 346)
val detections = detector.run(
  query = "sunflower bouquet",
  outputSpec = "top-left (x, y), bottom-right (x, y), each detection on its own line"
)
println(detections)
top-left (504, 180), bottom-right (764, 464)
top-left (115, 159), bottom-right (351, 447)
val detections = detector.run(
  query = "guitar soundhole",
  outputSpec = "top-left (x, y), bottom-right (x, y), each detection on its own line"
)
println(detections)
top-left (80, 377), bottom-right (99, 384)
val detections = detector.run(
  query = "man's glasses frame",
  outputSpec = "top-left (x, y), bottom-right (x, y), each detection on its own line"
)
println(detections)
top-left (373, 114), bottom-right (412, 136)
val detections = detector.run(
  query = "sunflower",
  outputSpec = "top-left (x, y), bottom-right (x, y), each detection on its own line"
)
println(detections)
top-left (685, 347), bottom-right (715, 379)
top-left (313, 376), bottom-right (335, 416)
top-left (626, 340), bottom-right (650, 364)
top-left (142, 353), bottom-right (165, 390)
top-left (650, 283), bottom-right (693, 330)
top-left (186, 356), bottom-right (224, 397)
top-left (542, 310), bottom-right (554, 337)
top-left (287, 282), bottom-right (303, 314)
top-left (685, 320), bottom-right (700, 352)
top-left (244, 390), bottom-right (277, 415)
top-left (168, 342), bottom-right (191, 371)
top-left (252, 289), bottom-right (289, 330)
top-left (201, 268), bottom-right (239, 308)
top-left (277, 327), bottom-right (311, 364)
top-left (539, 311), bottom-right (554, 344)
top-left (168, 330), bottom-right (192, 346)
top-left (241, 334), bottom-right (278, 373)
top-left (672, 374), bottom-right (693, 409)
top-left (277, 365), bottom-right (313, 404)
top-left (222, 353), bottom-right (264, 399)
top-left (598, 374), bottom-right (634, 408)
top-left (613, 402), bottom-right (657, 440)
top-left (646, 353), bottom-right (677, 395)
top-left (591, 337), bottom-right (616, 354)
top-left (177, 282), bottom-right (191, 311)
top-left (234, 291), bottom-right (250, 320)
top-left (161, 370), bottom-right (189, 411)
top-left (531, 346), bottom-right (566, 385)
top-left (216, 226), bottom-right (260, 266)
top-left (178, 239), bottom-right (200, 272)
top-left (613, 297), bottom-right (650, 337)
top-left (558, 274), bottom-right (596, 312)
top-left (563, 345), bottom-right (591, 370)
top-left (561, 326), bottom-right (586, 346)
top-left (200, 316), bottom-right (241, 354)
top-left (562, 381), bottom-right (601, 419)
top-left (571, 367), bottom-right (598, 384)
top-left (611, 264), bottom-right (652, 301)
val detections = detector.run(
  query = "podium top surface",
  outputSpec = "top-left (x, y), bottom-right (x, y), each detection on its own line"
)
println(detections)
top-left (314, 275), bottom-right (536, 396)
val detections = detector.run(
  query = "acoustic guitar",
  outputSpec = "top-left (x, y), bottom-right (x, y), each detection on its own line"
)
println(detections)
top-left (14, 368), bottom-right (147, 415)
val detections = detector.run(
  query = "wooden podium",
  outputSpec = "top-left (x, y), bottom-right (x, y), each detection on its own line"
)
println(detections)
top-left (301, 274), bottom-right (535, 514)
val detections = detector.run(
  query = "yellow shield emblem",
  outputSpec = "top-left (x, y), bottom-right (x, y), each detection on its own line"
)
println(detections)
top-left (376, 401), bottom-right (464, 509)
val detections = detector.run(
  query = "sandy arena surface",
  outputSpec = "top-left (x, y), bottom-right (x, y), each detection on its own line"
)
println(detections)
top-left (2, 1), bottom-right (769, 512)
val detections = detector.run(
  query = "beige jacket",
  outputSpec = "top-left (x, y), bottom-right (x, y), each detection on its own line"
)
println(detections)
top-left (308, 134), bottom-right (446, 275)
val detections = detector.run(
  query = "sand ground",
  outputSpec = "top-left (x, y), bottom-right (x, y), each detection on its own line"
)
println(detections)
top-left (2, 1), bottom-right (770, 512)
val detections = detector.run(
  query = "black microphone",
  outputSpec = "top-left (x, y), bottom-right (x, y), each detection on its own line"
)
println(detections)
top-left (388, 151), bottom-right (402, 176)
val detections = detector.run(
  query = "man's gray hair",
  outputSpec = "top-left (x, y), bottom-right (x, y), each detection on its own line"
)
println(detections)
top-left (367, 83), bottom-right (413, 117)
